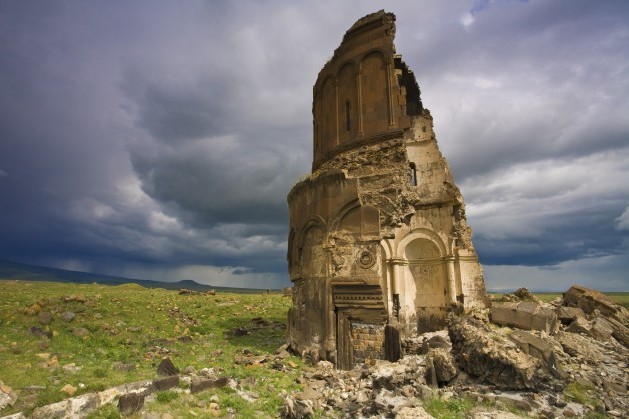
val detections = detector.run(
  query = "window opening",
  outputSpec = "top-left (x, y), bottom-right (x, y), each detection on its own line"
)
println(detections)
top-left (409, 163), bottom-right (417, 186)
top-left (345, 100), bottom-right (351, 131)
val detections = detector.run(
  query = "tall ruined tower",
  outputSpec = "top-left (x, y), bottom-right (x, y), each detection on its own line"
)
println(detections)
top-left (287, 11), bottom-right (487, 369)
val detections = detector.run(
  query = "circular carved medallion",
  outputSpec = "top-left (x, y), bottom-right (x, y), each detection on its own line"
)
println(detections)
top-left (357, 250), bottom-right (376, 269)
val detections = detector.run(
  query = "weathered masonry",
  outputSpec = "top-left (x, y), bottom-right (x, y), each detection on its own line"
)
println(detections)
top-left (287, 11), bottom-right (488, 369)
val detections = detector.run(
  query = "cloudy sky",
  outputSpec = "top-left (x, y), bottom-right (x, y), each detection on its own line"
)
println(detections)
top-left (0, 0), bottom-right (627, 291)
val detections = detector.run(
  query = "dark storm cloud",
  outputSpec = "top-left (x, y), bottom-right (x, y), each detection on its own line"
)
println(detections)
top-left (0, 0), bottom-right (627, 289)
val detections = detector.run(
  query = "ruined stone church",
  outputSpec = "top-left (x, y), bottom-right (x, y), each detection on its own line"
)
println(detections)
top-left (287, 11), bottom-right (487, 369)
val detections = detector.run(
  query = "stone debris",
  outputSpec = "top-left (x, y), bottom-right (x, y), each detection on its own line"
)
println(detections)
top-left (448, 315), bottom-right (554, 390)
top-left (178, 289), bottom-right (216, 296)
top-left (281, 284), bottom-right (627, 417)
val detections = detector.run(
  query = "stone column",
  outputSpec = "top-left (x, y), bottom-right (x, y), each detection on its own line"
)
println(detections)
top-left (445, 256), bottom-right (457, 303)
top-left (356, 66), bottom-right (364, 136)
top-left (386, 57), bottom-right (395, 128)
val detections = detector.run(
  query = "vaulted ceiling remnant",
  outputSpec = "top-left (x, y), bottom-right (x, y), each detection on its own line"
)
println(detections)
top-left (287, 10), bottom-right (488, 369)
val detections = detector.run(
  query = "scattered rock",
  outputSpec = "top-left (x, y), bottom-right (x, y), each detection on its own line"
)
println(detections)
top-left (61, 311), bottom-right (76, 322)
top-left (233, 327), bottom-right (249, 336)
top-left (30, 326), bottom-right (52, 339)
top-left (208, 402), bottom-right (221, 417)
top-left (156, 358), bottom-right (179, 376)
top-left (0, 380), bottom-right (18, 410)
top-left (395, 406), bottom-right (433, 418)
top-left (61, 384), bottom-right (77, 396)
top-left (118, 392), bottom-right (145, 415)
top-left (282, 395), bottom-right (314, 419)
top-left (73, 327), bottom-right (89, 337)
top-left (62, 294), bottom-right (88, 303)
top-left (113, 362), bottom-right (136, 371)
top-left (63, 363), bottom-right (82, 374)
top-left (38, 311), bottom-right (53, 325)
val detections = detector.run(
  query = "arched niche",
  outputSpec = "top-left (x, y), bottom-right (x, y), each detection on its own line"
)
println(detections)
top-left (318, 76), bottom-right (336, 156)
top-left (337, 62), bottom-right (357, 143)
top-left (333, 203), bottom-right (379, 241)
top-left (398, 232), bottom-right (448, 333)
top-left (360, 51), bottom-right (388, 136)
top-left (299, 221), bottom-right (326, 278)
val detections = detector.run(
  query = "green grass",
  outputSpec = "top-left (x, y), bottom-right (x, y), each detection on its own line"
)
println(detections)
top-left (424, 396), bottom-right (476, 418)
top-left (0, 280), bottom-right (302, 417)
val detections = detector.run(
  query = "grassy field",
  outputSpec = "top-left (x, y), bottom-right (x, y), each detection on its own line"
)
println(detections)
top-left (0, 280), bottom-right (302, 417)
top-left (1, 281), bottom-right (627, 418)
top-left (522, 292), bottom-right (629, 309)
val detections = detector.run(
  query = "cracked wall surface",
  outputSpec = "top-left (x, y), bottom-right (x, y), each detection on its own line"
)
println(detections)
top-left (287, 10), bottom-right (487, 369)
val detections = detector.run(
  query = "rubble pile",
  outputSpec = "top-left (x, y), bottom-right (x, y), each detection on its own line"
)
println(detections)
top-left (283, 285), bottom-right (628, 418)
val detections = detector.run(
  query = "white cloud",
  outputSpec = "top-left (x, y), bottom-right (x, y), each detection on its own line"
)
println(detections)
top-left (615, 207), bottom-right (629, 231)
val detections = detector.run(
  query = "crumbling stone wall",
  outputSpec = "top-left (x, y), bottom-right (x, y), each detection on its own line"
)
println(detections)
top-left (351, 322), bottom-right (385, 364)
top-left (288, 10), bottom-right (487, 368)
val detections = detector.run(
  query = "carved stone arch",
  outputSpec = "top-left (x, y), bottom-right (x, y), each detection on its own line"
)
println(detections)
top-left (396, 228), bottom-right (447, 260)
top-left (358, 47), bottom-right (387, 64)
top-left (329, 200), bottom-right (379, 241)
top-left (380, 239), bottom-right (393, 261)
top-left (360, 50), bottom-right (389, 135)
top-left (317, 75), bottom-right (337, 159)
top-left (397, 229), bottom-right (449, 333)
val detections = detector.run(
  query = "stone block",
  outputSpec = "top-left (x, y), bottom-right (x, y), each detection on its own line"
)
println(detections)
top-left (190, 377), bottom-right (229, 394)
top-left (118, 392), bottom-right (144, 415)
top-left (490, 302), bottom-right (559, 334)
top-left (153, 375), bottom-right (179, 391)
top-left (509, 330), bottom-right (563, 378)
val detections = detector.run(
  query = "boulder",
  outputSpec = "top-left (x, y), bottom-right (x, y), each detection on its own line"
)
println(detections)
top-left (427, 348), bottom-right (457, 383)
top-left (282, 395), bottom-right (314, 419)
top-left (563, 285), bottom-right (628, 325)
top-left (448, 315), bottom-right (554, 390)
top-left (508, 330), bottom-right (563, 378)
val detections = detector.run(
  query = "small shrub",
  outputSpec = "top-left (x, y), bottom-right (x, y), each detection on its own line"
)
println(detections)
top-left (425, 396), bottom-right (475, 418)
top-left (156, 390), bottom-right (179, 404)
top-left (564, 381), bottom-right (595, 405)
top-left (86, 403), bottom-right (121, 419)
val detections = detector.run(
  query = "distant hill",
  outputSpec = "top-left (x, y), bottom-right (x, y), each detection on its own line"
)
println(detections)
top-left (0, 259), bottom-right (277, 294)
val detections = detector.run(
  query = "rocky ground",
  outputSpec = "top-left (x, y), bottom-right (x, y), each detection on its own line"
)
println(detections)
top-left (282, 286), bottom-right (628, 418)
